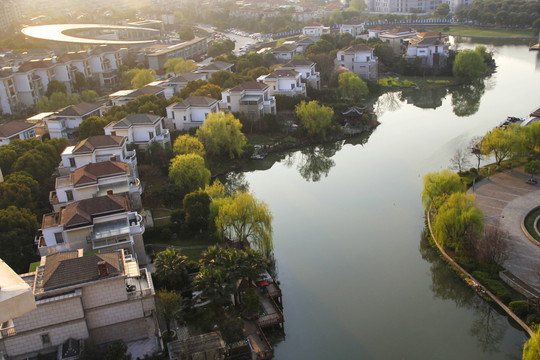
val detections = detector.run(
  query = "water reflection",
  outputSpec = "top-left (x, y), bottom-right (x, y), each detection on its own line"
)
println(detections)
top-left (401, 87), bottom-right (448, 109)
top-left (222, 172), bottom-right (249, 194)
top-left (536, 52), bottom-right (540, 71)
top-left (282, 141), bottom-right (344, 182)
top-left (419, 232), bottom-right (511, 353)
top-left (374, 92), bottom-right (402, 116)
top-left (450, 82), bottom-right (486, 117)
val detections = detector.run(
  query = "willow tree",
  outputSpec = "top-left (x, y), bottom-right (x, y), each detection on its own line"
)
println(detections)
top-left (168, 153), bottom-right (211, 194)
top-left (421, 169), bottom-right (466, 211)
top-left (196, 112), bottom-right (246, 159)
top-left (433, 192), bottom-right (484, 254)
top-left (295, 100), bottom-right (334, 139)
top-left (524, 327), bottom-right (540, 360)
top-left (481, 126), bottom-right (518, 167)
top-left (173, 134), bottom-right (205, 156)
top-left (215, 191), bottom-right (273, 255)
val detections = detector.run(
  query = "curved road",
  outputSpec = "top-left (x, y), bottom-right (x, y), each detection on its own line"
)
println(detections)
top-left (469, 168), bottom-right (540, 291)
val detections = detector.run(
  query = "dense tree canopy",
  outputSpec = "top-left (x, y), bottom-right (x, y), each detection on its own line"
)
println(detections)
top-left (453, 49), bottom-right (488, 83)
top-left (196, 112), bottom-right (247, 159)
top-left (422, 169), bottom-right (466, 211)
top-left (295, 100), bottom-right (335, 139)
top-left (173, 134), bottom-right (206, 156)
top-left (169, 153), bottom-right (211, 194)
top-left (131, 69), bottom-right (155, 88)
top-left (153, 248), bottom-right (189, 290)
top-left (78, 116), bottom-right (108, 140)
top-left (338, 72), bottom-right (369, 101)
top-left (183, 190), bottom-right (211, 230)
top-left (481, 126), bottom-right (517, 167)
top-left (164, 57), bottom-right (197, 74)
top-left (0, 206), bottom-right (39, 273)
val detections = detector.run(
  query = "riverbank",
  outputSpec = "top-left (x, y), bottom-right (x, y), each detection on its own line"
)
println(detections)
top-left (432, 25), bottom-right (537, 38)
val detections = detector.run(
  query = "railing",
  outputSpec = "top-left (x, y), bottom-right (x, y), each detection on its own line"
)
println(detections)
top-left (0, 326), bottom-right (16, 339)
top-left (49, 191), bottom-right (58, 205)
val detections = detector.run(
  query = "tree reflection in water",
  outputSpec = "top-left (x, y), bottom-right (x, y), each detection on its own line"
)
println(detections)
top-left (222, 172), bottom-right (249, 194)
top-left (450, 82), bottom-right (486, 117)
top-left (374, 92), bottom-right (403, 116)
top-left (400, 87), bottom-right (448, 110)
top-left (419, 232), bottom-right (509, 353)
top-left (283, 141), bottom-right (344, 182)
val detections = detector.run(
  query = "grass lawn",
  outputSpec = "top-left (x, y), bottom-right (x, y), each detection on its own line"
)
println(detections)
top-left (154, 218), bottom-right (171, 227)
top-left (433, 26), bottom-right (535, 38)
top-left (525, 208), bottom-right (540, 242)
top-left (399, 75), bottom-right (456, 87)
top-left (145, 231), bottom-right (219, 248)
top-left (246, 134), bottom-right (284, 145)
top-left (29, 261), bottom-right (40, 272)
top-left (152, 208), bottom-right (173, 218)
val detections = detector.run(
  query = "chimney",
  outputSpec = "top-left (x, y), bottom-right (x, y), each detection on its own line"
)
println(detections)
top-left (97, 261), bottom-right (108, 278)
top-left (107, 189), bottom-right (113, 196)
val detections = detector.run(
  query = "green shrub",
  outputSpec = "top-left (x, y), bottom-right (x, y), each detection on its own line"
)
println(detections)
top-left (509, 300), bottom-right (529, 317)
top-left (472, 271), bottom-right (512, 304)
top-left (282, 136), bottom-right (297, 144)
top-left (526, 314), bottom-right (540, 326)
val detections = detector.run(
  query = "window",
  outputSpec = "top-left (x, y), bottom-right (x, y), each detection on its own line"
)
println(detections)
top-left (69, 158), bottom-right (75, 167)
top-left (66, 190), bottom-right (73, 201)
top-left (290, 84), bottom-right (294, 89)
top-left (227, 96), bottom-right (231, 103)
top-left (341, 55), bottom-right (344, 61)
top-left (149, 132), bottom-right (154, 140)
top-left (41, 334), bottom-right (50, 345)
top-left (183, 116), bottom-right (186, 121)
top-left (54, 232), bottom-right (64, 244)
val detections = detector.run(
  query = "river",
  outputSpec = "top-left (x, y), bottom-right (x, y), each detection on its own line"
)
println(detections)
top-left (229, 38), bottom-right (540, 359)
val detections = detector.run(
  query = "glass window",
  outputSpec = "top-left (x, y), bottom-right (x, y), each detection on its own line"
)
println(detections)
top-left (66, 190), bottom-right (73, 201)
top-left (41, 334), bottom-right (50, 344)
top-left (149, 132), bottom-right (154, 139)
top-left (69, 158), bottom-right (75, 167)
top-left (54, 232), bottom-right (64, 244)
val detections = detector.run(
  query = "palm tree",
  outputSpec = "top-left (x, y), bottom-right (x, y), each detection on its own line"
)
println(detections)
top-left (154, 248), bottom-right (189, 290)
top-left (196, 266), bottom-right (235, 317)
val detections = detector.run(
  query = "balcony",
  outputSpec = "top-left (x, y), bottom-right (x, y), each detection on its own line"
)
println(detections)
top-left (36, 235), bottom-right (72, 256)
top-left (49, 191), bottom-right (58, 206)
top-left (125, 150), bottom-right (137, 166)
top-left (153, 129), bottom-right (170, 146)
top-left (88, 218), bottom-right (132, 249)
top-left (129, 212), bottom-right (145, 235)
top-left (126, 268), bottom-right (154, 300)
top-left (129, 177), bottom-right (142, 194)
top-left (0, 321), bottom-right (16, 339)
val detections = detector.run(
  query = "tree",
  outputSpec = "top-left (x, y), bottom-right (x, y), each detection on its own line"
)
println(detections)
top-left (165, 57), bottom-right (197, 74)
top-left (349, 0), bottom-right (366, 12)
top-left (433, 192), bottom-right (484, 254)
top-left (422, 169), bottom-right (466, 211)
top-left (11, 150), bottom-right (54, 183)
top-left (525, 160), bottom-right (540, 182)
top-left (215, 191), bottom-right (273, 255)
top-left (183, 190), bottom-right (211, 230)
top-left (81, 90), bottom-right (98, 103)
top-left (242, 288), bottom-right (260, 317)
top-left (104, 341), bottom-right (131, 360)
top-left (45, 80), bottom-right (67, 97)
top-left (220, 316), bottom-right (244, 344)
top-left (450, 148), bottom-right (471, 172)
top-left (523, 327), bottom-right (540, 360)
top-left (295, 100), bottom-right (334, 139)
top-left (154, 248), bottom-right (189, 290)
top-left (452, 49), bottom-right (488, 83)
top-left (481, 127), bottom-right (516, 167)
top-left (131, 69), bottom-right (155, 88)
top-left (74, 71), bottom-right (87, 92)
top-left (190, 84), bottom-right (223, 100)
top-left (5, 171), bottom-right (40, 199)
top-left (195, 266), bottom-right (234, 316)
top-left (306, 40), bottom-right (335, 56)
top-left (179, 28), bottom-right (195, 41)
top-left (156, 289), bottom-right (183, 334)
top-left (209, 70), bottom-right (233, 87)
top-left (78, 116), bottom-right (108, 140)
top-left (475, 225), bottom-right (510, 275)
top-left (470, 136), bottom-right (484, 172)
top-left (0, 206), bottom-right (39, 273)
top-left (173, 134), bottom-right (205, 156)
top-left (0, 182), bottom-right (33, 210)
top-left (0, 148), bottom-right (18, 173)
top-left (434, 3), bottom-right (450, 17)
top-left (179, 80), bottom-right (208, 99)
top-left (169, 154), bottom-right (211, 194)
top-left (338, 72), bottom-right (368, 102)
top-left (196, 112), bottom-right (247, 159)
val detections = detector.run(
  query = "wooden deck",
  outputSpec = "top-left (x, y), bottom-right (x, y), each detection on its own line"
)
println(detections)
top-left (257, 288), bottom-right (284, 328)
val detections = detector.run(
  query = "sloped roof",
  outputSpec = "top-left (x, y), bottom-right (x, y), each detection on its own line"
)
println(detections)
top-left (282, 59), bottom-right (315, 67)
top-left (531, 107), bottom-right (540, 118)
top-left (90, 45), bottom-right (119, 55)
top-left (198, 61), bottom-right (233, 72)
top-left (169, 72), bottom-right (206, 83)
top-left (55, 102), bottom-right (103, 117)
top-left (0, 121), bottom-right (36, 138)
top-left (128, 85), bottom-right (164, 98)
top-left (263, 69), bottom-right (299, 79)
top-left (418, 31), bottom-right (443, 39)
top-left (305, 22), bottom-right (323, 27)
top-left (229, 81), bottom-right (268, 92)
top-left (171, 96), bottom-right (217, 108)
top-left (42, 251), bottom-right (123, 291)
top-left (272, 44), bottom-right (298, 52)
top-left (58, 51), bottom-right (89, 62)
top-left (113, 113), bottom-right (161, 128)
top-left (17, 59), bottom-right (55, 72)
top-left (72, 135), bottom-right (125, 154)
top-left (73, 161), bottom-right (129, 186)
top-left (340, 44), bottom-right (373, 53)
top-left (61, 194), bottom-right (128, 228)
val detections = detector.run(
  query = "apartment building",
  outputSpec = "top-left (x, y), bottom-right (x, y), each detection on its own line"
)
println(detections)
top-left (302, 22), bottom-right (327, 38)
top-left (336, 45), bottom-right (378, 81)
top-left (143, 37), bottom-right (209, 71)
top-left (406, 32), bottom-right (449, 67)
top-left (49, 160), bottom-right (142, 212)
top-left (220, 81), bottom-right (276, 120)
top-left (166, 96), bottom-right (219, 130)
top-left (258, 70), bottom-right (306, 97)
top-left (340, 22), bottom-right (365, 38)
top-left (104, 113), bottom-right (170, 148)
top-left (59, 135), bottom-right (138, 178)
top-left (0, 250), bottom-right (157, 359)
top-left (37, 194), bottom-right (147, 263)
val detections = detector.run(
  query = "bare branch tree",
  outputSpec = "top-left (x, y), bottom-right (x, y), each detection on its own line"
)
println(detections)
top-left (470, 136), bottom-right (484, 172)
top-left (475, 224), bottom-right (511, 275)
top-left (450, 148), bottom-right (471, 173)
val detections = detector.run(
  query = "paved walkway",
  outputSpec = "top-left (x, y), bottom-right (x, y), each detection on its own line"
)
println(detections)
top-left (469, 168), bottom-right (540, 291)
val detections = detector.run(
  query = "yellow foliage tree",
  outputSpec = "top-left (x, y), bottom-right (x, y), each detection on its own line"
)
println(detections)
top-left (196, 112), bottom-right (246, 159)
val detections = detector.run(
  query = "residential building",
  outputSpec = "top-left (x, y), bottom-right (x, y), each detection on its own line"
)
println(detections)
top-left (87, 45), bottom-right (124, 89)
top-left (0, 0), bottom-right (20, 34)
top-left (104, 113), bottom-right (170, 148)
top-left (195, 61), bottom-right (234, 76)
top-left (366, 0), bottom-right (442, 13)
top-left (0, 69), bottom-right (19, 115)
top-left (49, 160), bottom-right (142, 212)
top-left (379, 28), bottom-right (417, 55)
top-left (166, 96), bottom-right (219, 130)
top-left (279, 59), bottom-right (320, 89)
top-left (143, 37), bottom-right (209, 71)
top-left (258, 70), bottom-right (306, 97)
top-left (405, 32), bottom-right (449, 67)
top-left (302, 22), bottom-right (328, 38)
top-left (168, 332), bottom-right (226, 360)
top-left (109, 85), bottom-right (166, 106)
top-left (294, 37), bottom-right (317, 54)
top-left (0, 259), bottom-right (36, 324)
top-left (271, 44), bottom-right (298, 63)
top-left (0, 250), bottom-right (157, 359)
top-left (162, 71), bottom-right (208, 94)
top-left (37, 194), bottom-right (147, 263)
top-left (13, 58), bottom-right (55, 107)
top-left (220, 81), bottom-right (276, 120)
top-left (448, 0), bottom-right (472, 13)
top-left (44, 102), bottom-right (104, 140)
top-left (59, 135), bottom-right (138, 178)
top-left (340, 22), bottom-right (365, 38)
top-left (336, 45), bottom-right (378, 81)
top-left (0, 120), bottom-right (38, 145)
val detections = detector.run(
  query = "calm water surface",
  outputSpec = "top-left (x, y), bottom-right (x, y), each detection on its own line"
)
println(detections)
top-left (233, 39), bottom-right (540, 359)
